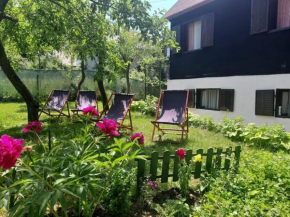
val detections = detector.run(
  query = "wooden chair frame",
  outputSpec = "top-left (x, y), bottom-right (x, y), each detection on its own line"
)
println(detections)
top-left (71, 90), bottom-right (98, 122)
top-left (39, 90), bottom-right (71, 122)
top-left (96, 93), bottom-right (135, 131)
top-left (151, 90), bottom-right (189, 143)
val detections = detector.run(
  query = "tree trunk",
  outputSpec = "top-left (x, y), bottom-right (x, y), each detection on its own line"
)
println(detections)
top-left (0, 41), bottom-right (39, 121)
top-left (125, 63), bottom-right (131, 94)
top-left (77, 59), bottom-right (86, 91)
top-left (97, 79), bottom-right (107, 108)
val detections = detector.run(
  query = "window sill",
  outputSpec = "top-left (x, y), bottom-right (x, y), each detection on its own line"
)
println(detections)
top-left (182, 49), bottom-right (202, 54)
top-left (196, 107), bottom-right (220, 111)
top-left (275, 115), bottom-right (290, 119)
top-left (269, 26), bottom-right (290, 34)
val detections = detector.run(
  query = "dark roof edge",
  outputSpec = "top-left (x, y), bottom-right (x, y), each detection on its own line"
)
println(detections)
top-left (164, 0), bottom-right (214, 20)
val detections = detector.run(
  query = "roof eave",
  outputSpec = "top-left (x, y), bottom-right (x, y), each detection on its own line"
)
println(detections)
top-left (164, 0), bottom-right (214, 20)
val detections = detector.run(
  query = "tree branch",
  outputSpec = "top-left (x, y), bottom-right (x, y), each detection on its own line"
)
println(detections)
top-left (47, 0), bottom-right (85, 33)
top-left (0, 13), bottom-right (18, 22)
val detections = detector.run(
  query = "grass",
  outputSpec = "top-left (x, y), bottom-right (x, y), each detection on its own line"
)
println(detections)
top-left (0, 102), bottom-right (238, 155)
top-left (1, 102), bottom-right (290, 216)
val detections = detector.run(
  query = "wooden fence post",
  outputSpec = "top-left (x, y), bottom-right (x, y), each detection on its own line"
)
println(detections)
top-left (161, 151), bottom-right (170, 183)
top-left (234, 146), bottom-right (242, 173)
top-left (194, 149), bottom-right (203, 179)
top-left (137, 159), bottom-right (146, 196)
top-left (150, 152), bottom-right (158, 181)
top-left (173, 153), bottom-right (179, 182)
top-left (206, 148), bottom-right (213, 174)
top-left (216, 148), bottom-right (223, 169)
top-left (224, 147), bottom-right (232, 171)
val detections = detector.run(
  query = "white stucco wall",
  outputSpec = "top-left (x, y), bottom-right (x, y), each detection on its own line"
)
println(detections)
top-left (168, 74), bottom-right (290, 131)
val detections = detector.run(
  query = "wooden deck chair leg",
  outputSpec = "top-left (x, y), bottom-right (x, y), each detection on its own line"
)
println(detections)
top-left (186, 108), bottom-right (189, 133)
top-left (151, 124), bottom-right (156, 142)
top-left (129, 109), bottom-right (133, 131)
top-left (67, 102), bottom-right (70, 118)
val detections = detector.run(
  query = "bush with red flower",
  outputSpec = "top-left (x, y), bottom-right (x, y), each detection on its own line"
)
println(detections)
top-left (23, 121), bottom-right (42, 134)
top-left (130, 133), bottom-right (145, 145)
top-left (0, 135), bottom-right (24, 170)
top-left (96, 119), bottom-right (120, 136)
top-left (82, 106), bottom-right (99, 116)
top-left (176, 148), bottom-right (186, 161)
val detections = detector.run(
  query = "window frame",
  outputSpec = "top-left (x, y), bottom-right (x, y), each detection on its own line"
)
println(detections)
top-left (196, 88), bottom-right (221, 111)
top-left (275, 89), bottom-right (290, 118)
top-left (182, 17), bottom-right (203, 53)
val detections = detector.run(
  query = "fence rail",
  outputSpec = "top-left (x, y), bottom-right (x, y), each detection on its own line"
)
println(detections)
top-left (136, 146), bottom-right (241, 195)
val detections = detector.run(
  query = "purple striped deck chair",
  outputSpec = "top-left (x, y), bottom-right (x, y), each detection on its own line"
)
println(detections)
top-left (39, 90), bottom-right (71, 122)
top-left (151, 90), bottom-right (189, 143)
top-left (71, 90), bottom-right (98, 121)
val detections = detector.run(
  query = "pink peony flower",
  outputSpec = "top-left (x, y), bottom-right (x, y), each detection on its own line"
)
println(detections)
top-left (96, 119), bottom-right (120, 136)
top-left (82, 106), bottom-right (99, 116)
top-left (23, 121), bottom-right (42, 134)
top-left (176, 149), bottom-right (186, 161)
top-left (130, 133), bottom-right (145, 145)
top-left (26, 146), bottom-right (32, 152)
top-left (0, 135), bottom-right (24, 170)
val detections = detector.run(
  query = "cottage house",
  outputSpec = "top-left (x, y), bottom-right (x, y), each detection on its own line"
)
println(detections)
top-left (165, 0), bottom-right (290, 130)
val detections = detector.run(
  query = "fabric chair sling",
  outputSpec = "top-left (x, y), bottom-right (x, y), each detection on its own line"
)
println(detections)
top-left (71, 90), bottom-right (98, 121)
top-left (97, 93), bottom-right (135, 131)
top-left (39, 90), bottom-right (71, 122)
top-left (151, 90), bottom-right (189, 143)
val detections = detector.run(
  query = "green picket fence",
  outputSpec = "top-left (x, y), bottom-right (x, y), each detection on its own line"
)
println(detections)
top-left (136, 146), bottom-right (241, 195)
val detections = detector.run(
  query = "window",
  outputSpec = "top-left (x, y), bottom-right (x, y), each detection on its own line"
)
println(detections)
top-left (256, 89), bottom-right (290, 118)
top-left (276, 89), bottom-right (290, 117)
top-left (196, 89), bottom-right (234, 111)
top-left (251, 0), bottom-right (290, 34)
top-left (187, 20), bottom-right (202, 51)
top-left (277, 0), bottom-right (290, 29)
top-left (171, 13), bottom-right (214, 54)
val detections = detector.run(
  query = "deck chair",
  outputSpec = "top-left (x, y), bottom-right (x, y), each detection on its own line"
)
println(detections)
top-left (151, 90), bottom-right (189, 143)
top-left (71, 90), bottom-right (98, 122)
top-left (94, 93), bottom-right (135, 131)
top-left (39, 90), bottom-right (71, 122)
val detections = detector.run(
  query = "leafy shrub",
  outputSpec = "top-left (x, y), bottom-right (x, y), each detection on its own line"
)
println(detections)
top-left (0, 121), bottom-right (146, 216)
top-left (103, 168), bottom-right (135, 217)
top-left (152, 199), bottom-right (192, 217)
top-left (195, 150), bottom-right (290, 216)
top-left (189, 114), bottom-right (290, 151)
top-left (131, 95), bottom-right (158, 116)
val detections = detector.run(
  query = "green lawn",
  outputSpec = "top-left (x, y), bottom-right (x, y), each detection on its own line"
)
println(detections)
top-left (1, 102), bottom-right (290, 216)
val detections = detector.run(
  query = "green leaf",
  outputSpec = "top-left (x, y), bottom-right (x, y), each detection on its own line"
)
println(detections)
top-left (39, 192), bottom-right (53, 216)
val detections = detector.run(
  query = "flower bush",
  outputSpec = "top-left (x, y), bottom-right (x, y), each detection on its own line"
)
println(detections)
top-left (0, 119), bottom-right (146, 216)
top-left (96, 119), bottom-right (120, 136)
top-left (130, 132), bottom-right (145, 145)
top-left (23, 121), bottom-right (42, 133)
top-left (0, 135), bottom-right (24, 169)
top-left (82, 106), bottom-right (99, 116)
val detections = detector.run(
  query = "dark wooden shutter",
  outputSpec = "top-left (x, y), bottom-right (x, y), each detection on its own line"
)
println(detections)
top-left (172, 25), bottom-right (181, 54)
top-left (255, 90), bottom-right (275, 116)
top-left (251, 0), bottom-right (270, 34)
top-left (196, 89), bottom-right (202, 108)
top-left (188, 89), bottom-right (195, 108)
top-left (201, 13), bottom-right (215, 48)
top-left (219, 89), bottom-right (234, 112)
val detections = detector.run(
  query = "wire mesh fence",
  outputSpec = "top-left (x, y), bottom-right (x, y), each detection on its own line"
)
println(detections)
top-left (0, 70), bottom-right (162, 102)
